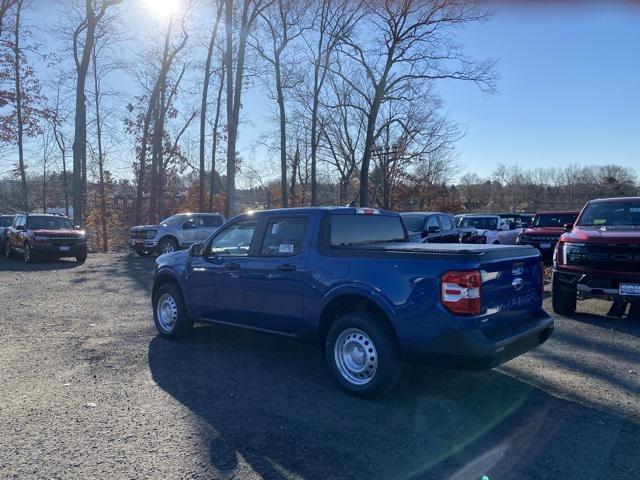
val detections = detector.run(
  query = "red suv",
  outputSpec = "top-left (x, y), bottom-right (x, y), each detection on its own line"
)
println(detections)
top-left (4, 213), bottom-right (88, 263)
top-left (518, 211), bottom-right (579, 262)
top-left (552, 197), bottom-right (640, 315)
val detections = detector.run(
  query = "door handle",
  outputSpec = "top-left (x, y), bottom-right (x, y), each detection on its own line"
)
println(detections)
top-left (225, 262), bottom-right (241, 270)
top-left (277, 264), bottom-right (296, 272)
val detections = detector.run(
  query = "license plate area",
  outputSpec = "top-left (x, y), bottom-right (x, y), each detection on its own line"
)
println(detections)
top-left (59, 246), bottom-right (70, 252)
top-left (540, 243), bottom-right (551, 249)
top-left (619, 283), bottom-right (640, 296)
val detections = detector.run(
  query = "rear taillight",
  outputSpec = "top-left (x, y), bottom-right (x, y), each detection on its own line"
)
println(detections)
top-left (441, 270), bottom-right (481, 316)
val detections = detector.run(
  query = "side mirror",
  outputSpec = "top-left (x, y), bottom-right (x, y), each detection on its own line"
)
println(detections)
top-left (16, 225), bottom-right (25, 231)
top-left (563, 223), bottom-right (574, 232)
top-left (182, 219), bottom-right (195, 230)
top-left (188, 242), bottom-right (204, 257)
top-left (427, 225), bottom-right (441, 234)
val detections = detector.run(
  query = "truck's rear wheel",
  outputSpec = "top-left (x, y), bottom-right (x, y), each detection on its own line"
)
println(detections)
top-left (153, 283), bottom-right (193, 339)
top-left (5, 240), bottom-right (12, 258)
top-left (552, 274), bottom-right (577, 315)
top-left (325, 312), bottom-right (401, 398)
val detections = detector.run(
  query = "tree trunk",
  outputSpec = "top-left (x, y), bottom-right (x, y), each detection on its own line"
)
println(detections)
top-left (209, 62), bottom-right (225, 211)
top-left (135, 92), bottom-right (155, 225)
top-left (199, 6), bottom-right (222, 212)
top-left (224, 0), bottom-right (235, 217)
top-left (13, 0), bottom-right (27, 211)
top-left (274, 53), bottom-right (288, 207)
top-left (92, 45), bottom-right (108, 252)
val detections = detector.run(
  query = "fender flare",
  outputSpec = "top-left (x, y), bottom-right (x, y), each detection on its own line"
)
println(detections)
top-left (320, 282), bottom-right (397, 321)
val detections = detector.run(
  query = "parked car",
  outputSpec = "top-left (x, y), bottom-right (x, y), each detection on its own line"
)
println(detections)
top-left (129, 212), bottom-right (225, 256)
top-left (4, 213), bottom-right (87, 263)
top-left (552, 197), bottom-right (640, 315)
top-left (0, 214), bottom-right (14, 251)
top-left (457, 214), bottom-right (520, 244)
top-left (499, 213), bottom-right (532, 229)
top-left (518, 211), bottom-right (579, 261)
top-left (151, 207), bottom-right (552, 397)
top-left (400, 212), bottom-right (460, 243)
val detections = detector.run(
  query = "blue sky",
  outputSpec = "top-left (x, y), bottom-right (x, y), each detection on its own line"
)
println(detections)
top-left (14, 1), bottom-right (640, 184)
top-left (437, 1), bottom-right (640, 177)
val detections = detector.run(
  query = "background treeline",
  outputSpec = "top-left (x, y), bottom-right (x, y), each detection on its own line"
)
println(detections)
top-left (0, 0), bottom-right (637, 252)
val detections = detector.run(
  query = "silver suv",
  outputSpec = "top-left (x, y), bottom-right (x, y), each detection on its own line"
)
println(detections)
top-left (129, 213), bottom-right (225, 256)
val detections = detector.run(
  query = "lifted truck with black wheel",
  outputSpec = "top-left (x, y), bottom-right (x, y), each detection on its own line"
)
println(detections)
top-left (152, 207), bottom-right (553, 397)
top-left (553, 197), bottom-right (640, 316)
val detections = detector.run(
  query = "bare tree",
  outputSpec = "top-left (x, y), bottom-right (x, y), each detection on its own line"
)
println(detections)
top-left (224, 0), bottom-right (271, 216)
top-left (71, 0), bottom-right (119, 226)
top-left (208, 59), bottom-right (225, 210)
top-left (47, 80), bottom-right (70, 217)
top-left (252, 0), bottom-right (308, 207)
top-left (12, 0), bottom-right (26, 209)
top-left (198, 0), bottom-right (224, 211)
top-left (334, 0), bottom-right (495, 206)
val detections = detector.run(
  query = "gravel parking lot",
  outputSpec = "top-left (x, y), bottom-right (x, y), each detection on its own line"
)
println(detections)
top-left (1, 254), bottom-right (639, 480)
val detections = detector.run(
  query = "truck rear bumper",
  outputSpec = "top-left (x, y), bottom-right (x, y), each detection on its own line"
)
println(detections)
top-left (402, 311), bottom-right (554, 370)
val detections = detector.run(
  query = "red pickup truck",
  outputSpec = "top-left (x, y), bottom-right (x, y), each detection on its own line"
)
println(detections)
top-left (517, 211), bottom-right (579, 262)
top-left (552, 197), bottom-right (640, 315)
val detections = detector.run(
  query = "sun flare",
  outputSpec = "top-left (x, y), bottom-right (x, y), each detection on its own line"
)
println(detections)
top-left (144, 0), bottom-right (182, 18)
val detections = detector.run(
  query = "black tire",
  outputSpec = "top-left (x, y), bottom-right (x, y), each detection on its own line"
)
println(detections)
top-left (23, 243), bottom-right (34, 263)
top-left (153, 283), bottom-right (193, 339)
top-left (157, 237), bottom-right (178, 256)
top-left (76, 252), bottom-right (87, 264)
top-left (5, 239), bottom-right (13, 258)
top-left (325, 312), bottom-right (402, 398)
top-left (552, 274), bottom-right (577, 315)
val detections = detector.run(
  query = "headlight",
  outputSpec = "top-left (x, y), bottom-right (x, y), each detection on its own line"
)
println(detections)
top-left (562, 242), bottom-right (587, 265)
top-left (34, 235), bottom-right (49, 242)
top-left (146, 230), bottom-right (157, 239)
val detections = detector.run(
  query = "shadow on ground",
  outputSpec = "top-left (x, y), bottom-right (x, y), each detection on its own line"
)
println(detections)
top-left (0, 255), bottom-right (82, 271)
top-left (148, 325), bottom-right (640, 480)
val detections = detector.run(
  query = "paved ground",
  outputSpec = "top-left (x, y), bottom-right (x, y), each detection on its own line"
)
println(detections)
top-left (1, 253), bottom-right (639, 480)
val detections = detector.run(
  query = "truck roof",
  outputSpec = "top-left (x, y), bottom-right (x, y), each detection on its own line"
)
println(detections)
top-left (587, 196), bottom-right (640, 203)
top-left (534, 210), bottom-right (579, 215)
top-left (248, 206), bottom-right (398, 216)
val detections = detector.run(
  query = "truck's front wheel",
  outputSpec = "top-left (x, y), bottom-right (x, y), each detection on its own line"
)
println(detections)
top-left (325, 312), bottom-right (402, 398)
top-left (153, 283), bottom-right (193, 339)
top-left (552, 274), bottom-right (577, 315)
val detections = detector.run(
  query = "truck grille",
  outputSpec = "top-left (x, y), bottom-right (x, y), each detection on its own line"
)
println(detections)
top-left (580, 244), bottom-right (640, 272)
top-left (49, 237), bottom-right (79, 245)
top-left (130, 231), bottom-right (149, 240)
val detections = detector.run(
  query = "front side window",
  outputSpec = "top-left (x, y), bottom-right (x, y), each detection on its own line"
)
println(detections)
top-left (577, 200), bottom-right (640, 227)
top-left (439, 215), bottom-right (454, 230)
top-left (27, 216), bottom-right (73, 230)
top-left (260, 217), bottom-right (307, 257)
top-left (401, 215), bottom-right (426, 233)
top-left (426, 216), bottom-right (439, 230)
top-left (209, 220), bottom-right (257, 256)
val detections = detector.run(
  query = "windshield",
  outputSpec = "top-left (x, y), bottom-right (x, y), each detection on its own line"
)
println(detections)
top-left (577, 200), bottom-right (640, 227)
top-left (459, 217), bottom-right (498, 230)
top-left (533, 213), bottom-right (578, 227)
top-left (0, 216), bottom-right (13, 227)
top-left (160, 214), bottom-right (188, 226)
top-left (401, 214), bottom-right (426, 232)
top-left (27, 216), bottom-right (74, 230)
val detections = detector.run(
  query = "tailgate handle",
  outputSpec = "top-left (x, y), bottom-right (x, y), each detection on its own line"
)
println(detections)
top-left (277, 264), bottom-right (296, 272)
top-left (224, 262), bottom-right (241, 270)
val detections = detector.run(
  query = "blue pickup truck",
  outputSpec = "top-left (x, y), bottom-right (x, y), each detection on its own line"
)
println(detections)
top-left (152, 207), bottom-right (553, 397)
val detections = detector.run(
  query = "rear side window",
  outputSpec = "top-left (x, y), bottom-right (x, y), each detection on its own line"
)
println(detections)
top-left (0, 217), bottom-right (12, 227)
top-left (202, 215), bottom-right (223, 227)
top-left (260, 217), bottom-right (307, 257)
top-left (330, 214), bottom-right (406, 246)
top-left (440, 215), bottom-right (454, 230)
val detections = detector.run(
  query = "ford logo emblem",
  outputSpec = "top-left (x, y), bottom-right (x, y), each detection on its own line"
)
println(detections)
top-left (512, 277), bottom-right (524, 291)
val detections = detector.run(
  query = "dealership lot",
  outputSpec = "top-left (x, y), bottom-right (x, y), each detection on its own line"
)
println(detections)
top-left (1, 254), bottom-right (639, 479)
